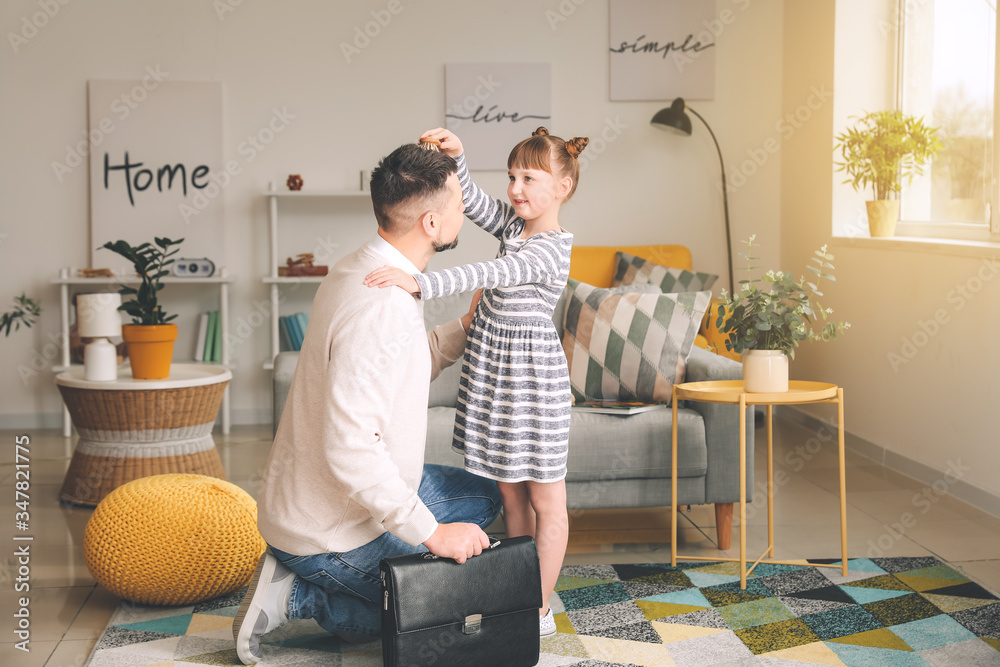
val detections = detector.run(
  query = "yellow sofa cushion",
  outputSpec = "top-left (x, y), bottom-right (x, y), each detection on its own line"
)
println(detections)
top-left (569, 244), bottom-right (693, 287)
top-left (568, 244), bottom-right (740, 359)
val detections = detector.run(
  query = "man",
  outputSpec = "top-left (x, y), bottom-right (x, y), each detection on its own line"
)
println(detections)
top-left (234, 144), bottom-right (501, 664)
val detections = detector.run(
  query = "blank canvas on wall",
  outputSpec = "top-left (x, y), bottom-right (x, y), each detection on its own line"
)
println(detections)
top-left (88, 80), bottom-right (224, 269)
top-left (609, 0), bottom-right (716, 101)
top-left (445, 63), bottom-right (552, 170)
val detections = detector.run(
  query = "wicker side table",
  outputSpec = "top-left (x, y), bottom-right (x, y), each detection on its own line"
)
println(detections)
top-left (56, 364), bottom-right (232, 506)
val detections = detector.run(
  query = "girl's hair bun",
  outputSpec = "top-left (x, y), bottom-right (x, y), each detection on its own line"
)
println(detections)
top-left (564, 136), bottom-right (590, 159)
top-left (531, 127), bottom-right (550, 137)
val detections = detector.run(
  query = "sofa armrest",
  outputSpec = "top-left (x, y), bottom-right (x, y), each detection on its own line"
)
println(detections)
top-left (683, 346), bottom-right (754, 503)
top-left (273, 351), bottom-right (299, 438)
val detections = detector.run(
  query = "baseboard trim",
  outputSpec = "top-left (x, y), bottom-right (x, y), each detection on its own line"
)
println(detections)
top-left (777, 405), bottom-right (1000, 520)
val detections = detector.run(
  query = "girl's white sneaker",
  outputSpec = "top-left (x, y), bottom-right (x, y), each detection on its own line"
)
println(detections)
top-left (539, 608), bottom-right (556, 637)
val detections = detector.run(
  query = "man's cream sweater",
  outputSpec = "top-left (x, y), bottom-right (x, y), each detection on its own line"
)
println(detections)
top-left (257, 243), bottom-right (467, 556)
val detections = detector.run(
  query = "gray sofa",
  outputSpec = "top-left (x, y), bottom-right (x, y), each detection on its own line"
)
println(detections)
top-left (272, 291), bottom-right (754, 549)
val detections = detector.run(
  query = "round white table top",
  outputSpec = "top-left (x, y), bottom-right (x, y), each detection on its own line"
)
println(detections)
top-left (55, 363), bottom-right (232, 390)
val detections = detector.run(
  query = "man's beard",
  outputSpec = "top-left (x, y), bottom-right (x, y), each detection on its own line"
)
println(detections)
top-left (432, 237), bottom-right (459, 253)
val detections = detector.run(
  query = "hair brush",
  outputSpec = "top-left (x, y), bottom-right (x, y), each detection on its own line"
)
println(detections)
top-left (418, 137), bottom-right (441, 152)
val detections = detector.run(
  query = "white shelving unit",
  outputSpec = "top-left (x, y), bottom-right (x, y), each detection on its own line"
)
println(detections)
top-left (263, 182), bottom-right (369, 369)
top-left (53, 268), bottom-right (236, 436)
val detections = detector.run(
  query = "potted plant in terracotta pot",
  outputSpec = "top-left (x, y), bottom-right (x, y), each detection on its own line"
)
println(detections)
top-left (101, 237), bottom-right (184, 379)
top-left (715, 236), bottom-right (850, 392)
top-left (834, 110), bottom-right (941, 237)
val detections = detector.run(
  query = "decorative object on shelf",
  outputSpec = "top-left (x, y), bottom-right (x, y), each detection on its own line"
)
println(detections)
top-left (286, 174), bottom-right (303, 191)
top-left (100, 237), bottom-right (184, 379)
top-left (83, 473), bottom-right (265, 605)
top-left (418, 137), bottom-right (442, 152)
top-left (651, 97), bottom-right (733, 295)
top-left (834, 110), bottom-right (942, 238)
top-left (278, 253), bottom-right (328, 277)
top-left (0, 293), bottom-right (41, 337)
top-left (360, 169), bottom-right (372, 191)
top-left (77, 293), bottom-right (122, 382)
top-left (172, 257), bottom-right (216, 277)
top-left (78, 268), bottom-right (114, 278)
top-left (715, 236), bottom-right (850, 392)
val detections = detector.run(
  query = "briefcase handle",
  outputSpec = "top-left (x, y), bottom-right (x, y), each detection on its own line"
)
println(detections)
top-left (419, 535), bottom-right (503, 561)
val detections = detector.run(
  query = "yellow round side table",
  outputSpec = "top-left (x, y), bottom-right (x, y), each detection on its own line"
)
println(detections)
top-left (670, 380), bottom-right (847, 589)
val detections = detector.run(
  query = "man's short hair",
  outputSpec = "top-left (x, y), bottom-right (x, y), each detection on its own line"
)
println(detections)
top-left (370, 145), bottom-right (458, 234)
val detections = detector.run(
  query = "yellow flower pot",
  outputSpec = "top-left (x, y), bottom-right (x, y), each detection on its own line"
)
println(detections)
top-left (866, 200), bottom-right (900, 238)
top-left (122, 324), bottom-right (177, 379)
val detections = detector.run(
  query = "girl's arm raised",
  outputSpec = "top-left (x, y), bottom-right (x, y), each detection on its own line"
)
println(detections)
top-left (455, 153), bottom-right (516, 240)
top-left (414, 234), bottom-right (571, 299)
top-left (421, 128), bottom-right (514, 240)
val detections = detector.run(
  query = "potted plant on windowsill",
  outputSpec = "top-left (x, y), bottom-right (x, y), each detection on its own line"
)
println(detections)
top-left (715, 236), bottom-right (850, 392)
top-left (101, 237), bottom-right (184, 379)
top-left (834, 110), bottom-right (941, 237)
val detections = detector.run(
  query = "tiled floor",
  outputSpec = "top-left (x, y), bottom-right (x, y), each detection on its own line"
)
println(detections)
top-left (1, 418), bottom-right (998, 666)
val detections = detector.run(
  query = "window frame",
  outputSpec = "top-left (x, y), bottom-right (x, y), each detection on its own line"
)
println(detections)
top-left (893, 0), bottom-right (1000, 241)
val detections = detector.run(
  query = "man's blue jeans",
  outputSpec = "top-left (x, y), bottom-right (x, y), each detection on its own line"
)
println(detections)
top-left (269, 464), bottom-right (501, 637)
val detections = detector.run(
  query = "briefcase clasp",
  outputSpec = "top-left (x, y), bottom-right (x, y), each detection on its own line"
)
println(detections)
top-left (463, 613), bottom-right (482, 634)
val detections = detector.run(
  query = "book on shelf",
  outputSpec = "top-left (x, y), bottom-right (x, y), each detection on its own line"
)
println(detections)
top-left (211, 309), bottom-right (222, 362)
top-left (286, 314), bottom-right (303, 350)
top-left (203, 311), bottom-right (218, 362)
top-left (573, 400), bottom-right (667, 415)
top-left (278, 316), bottom-right (294, 352)
top-left (194, 312), bottom-right (209, 362)
top-left (294, 311), bottom-right (309, 339)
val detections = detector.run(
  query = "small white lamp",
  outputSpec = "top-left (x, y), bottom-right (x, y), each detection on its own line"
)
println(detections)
top-left (77, 293), bottom-right (122, 382)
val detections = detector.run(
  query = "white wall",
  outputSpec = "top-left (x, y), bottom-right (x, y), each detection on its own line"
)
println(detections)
top-left (0, 0), bottom-right (785, 428)
top-left (783, 0), bottom-right (1000, 505)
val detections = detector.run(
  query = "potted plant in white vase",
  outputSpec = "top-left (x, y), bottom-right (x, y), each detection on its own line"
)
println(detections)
top-left (715, 236), bottom-right (850, 392)
top-left (100, 237), bottom-right (183, 380)
top-left (834, 110), bottom-right (941, 237)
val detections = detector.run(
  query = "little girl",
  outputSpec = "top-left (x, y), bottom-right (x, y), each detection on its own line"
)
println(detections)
top-left (365, 126), bottom-right (588, 637)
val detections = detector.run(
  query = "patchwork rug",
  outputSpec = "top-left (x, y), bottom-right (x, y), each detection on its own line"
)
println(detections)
top-left (86, 557), bottom-right (999, 666)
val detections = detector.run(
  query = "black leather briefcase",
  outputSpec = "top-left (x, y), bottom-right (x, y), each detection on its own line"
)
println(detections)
top-left (379, 535), bottom-right (542, 667)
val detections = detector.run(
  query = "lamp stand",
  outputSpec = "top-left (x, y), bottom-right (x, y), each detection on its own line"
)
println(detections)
top-left (686, 107), bottom-right (735, 296)
top-left (83, 338), bottom-right (118, 382)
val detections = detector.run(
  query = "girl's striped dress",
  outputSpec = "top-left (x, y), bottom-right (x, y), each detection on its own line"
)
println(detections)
top-left (413, 154), bottom-right (573, 483)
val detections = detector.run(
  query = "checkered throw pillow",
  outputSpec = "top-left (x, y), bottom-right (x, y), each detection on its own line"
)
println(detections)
top-left (611, 251), bottom-right (718, 293)
top-left (562, 280), bottom-right (711, 405)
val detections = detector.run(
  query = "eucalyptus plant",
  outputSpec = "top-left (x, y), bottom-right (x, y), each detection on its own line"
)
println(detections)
top-left (101, 237), bottom-right (184, 325)
top-left (834, 110), bottom-right (942, 201)
top-left (1, 293), bottom-right (41, 337)
top-left (715, 236), bottom-right (850, 359)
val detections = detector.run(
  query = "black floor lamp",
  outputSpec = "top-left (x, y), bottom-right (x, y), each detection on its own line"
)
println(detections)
top-left (651, 98), bottom-right (735, 296)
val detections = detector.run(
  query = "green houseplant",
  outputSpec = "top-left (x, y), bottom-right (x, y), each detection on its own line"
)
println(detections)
top-left (834, 110), bottom-right (942, 237)
top-left (1, 293), bottom-right (42, 337)
top-left (715, 236), bottom-right (850, 392)
top-left (101, 237), bottom-right (184, 379)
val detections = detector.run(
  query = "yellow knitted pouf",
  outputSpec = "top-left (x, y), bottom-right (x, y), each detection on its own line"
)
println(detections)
top-left (84, 473), bottom-right (267, 606)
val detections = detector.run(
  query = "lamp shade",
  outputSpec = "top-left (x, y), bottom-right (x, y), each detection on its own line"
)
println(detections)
top-left (651, 98), bottom-right (692, 136)
top-left (78, 293), bottom-right (123, 338)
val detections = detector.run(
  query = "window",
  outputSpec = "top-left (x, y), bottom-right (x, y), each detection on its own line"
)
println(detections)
top-left (897, 0), bottom-right (999, 240)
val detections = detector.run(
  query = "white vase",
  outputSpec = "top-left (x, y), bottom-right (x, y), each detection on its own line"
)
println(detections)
top-left (742, 350), bottom-right (789, 393)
